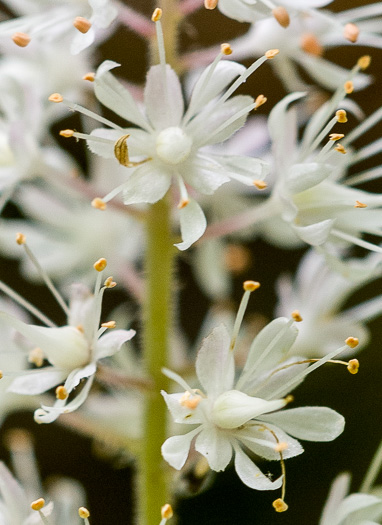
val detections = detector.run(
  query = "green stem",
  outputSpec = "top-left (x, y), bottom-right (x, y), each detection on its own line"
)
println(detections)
top-left (139, 198), bottom-right (176, 525)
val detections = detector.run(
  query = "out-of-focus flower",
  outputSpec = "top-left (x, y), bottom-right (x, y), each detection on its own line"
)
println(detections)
top-left (1, 260), bottom-right (135, 423)
top-left (276, 249), bottom-right (382, 357)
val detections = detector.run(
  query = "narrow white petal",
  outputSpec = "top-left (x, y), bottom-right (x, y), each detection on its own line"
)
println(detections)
top-left (195, 426), bottom-right (232, 471)
top-left (233, 445), bottom-right (283, 490)
top-left (161, 428), bottom-right (201, 470)
top-left (292, 219), bottom-right (335, 246)
top-left (144, 65), bottom-right (184, 128)
top-left (161, 391), bottom-right (203, 425)
top-left (8, 368), bottom-right (67, 395)
top-left (175, 198), bottom-right (207, 251)
top-left (96, 329), bottom-right (135, 359)
top-left (122, 163), bottom-right (171, 205)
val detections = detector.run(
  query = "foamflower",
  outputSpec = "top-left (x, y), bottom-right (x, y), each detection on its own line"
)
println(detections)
top-left (162, 284), bottom-right (346, 503)
top-left (0, 258), bottom-right (135, 423)
top-left (54, 20), bottom-right (271, 249)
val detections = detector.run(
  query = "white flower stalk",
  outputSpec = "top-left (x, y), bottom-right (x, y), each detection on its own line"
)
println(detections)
top-left (53, 17), bottom-right (272, 250)
top-left (207, 59), bottom-right (382, 255)
top-left (162, 283), bottom-right (347, 508)
top-left (206, 0), bottom-right (333, 26)
top-left (276, 249), bottom-right (382, 357)
top-left (0, 256), bottom-right (135, 423)
top-left (0, 0), bottom-right (117, 54)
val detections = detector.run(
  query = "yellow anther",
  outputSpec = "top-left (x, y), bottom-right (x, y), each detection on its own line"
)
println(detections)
top-left (82, 72), bottom-right (95, 82)
top-left (73, 16), bottom-right (92, 34)
top-left (221, 43), bottom-right (232, 56)
top-left (194, 456), bottom-right (209, 478)
top-left (16, 232), bottom-right (26, 245)
top-left (104, 276), bottom-right (117, 288)
top-left (253, 179), bottom-right (268, 190)
top-left (76, 324), bottom-right (84, 333)
top-left (291, 310), bottom-right (303, 322)
top-left (344, 80), bottom-right (354, 94)
top-left (224, 244), bottom-right (251, 274)
top-left (161, 504), bottom-right (173, 519)
top-left (177, 198), bottom-right (189, 209)
top-left (347, 359), bottom-right (359, 374)
top-left (355, 201), bottom-right (367, 208)
top-left (358, 55), bottom-right (371, 70)
top-left (344, 22), bottom-right (360, 43)
top-left (48, 93), bottom-right (63, 103)
top-left (243, 280), bottom-right (260, 292)
top-left (285, 395), bottom-right (294, 404)
top-left (273, 498), bottom-right (288, 512)
top-left (265, 49), bottom-right (279, 59)
top-left (56, 386), bottom-right (68, 400)
top-left (101, 321), bottom-right (116, 329)
top-left (94, 258), bottom-right (107, 272)
top-left (275, 442), bottom-right (288, 452)
top-left (151, 8), bottom-right (162, 22)
top-left (79, 507), bottom-right (90, 519)
top-left (300, 33), bottom-right (323, 57)
top-left (31, 498), bottom-right (45, 511)
top-left (204, 0), bottom-right (218, 9)
top-left (272, 6), bottom-right (290, 28)
top-left (0, 371), bottom-right (3, 380)
top-left (180, 391), bottom-right (202, 410)
top-left (336, 110), bottom-right (348, 123)
top-left (59, 129), bottom-right (75, 138)
top-left (12, 32), bottom-right (31, 47)
top-left (254, 94), bottom-right (267, 110)
top-left (28, 347), bottom-right (44, 368)
top-left (91, 197), bottom-right (107, 210)
top-left (335, 144), bottom-right (347, 154)
top-left (329, 133), bottom-right (344, 141)
top-left (346, 337), bottom-right (359, 349)
top-left (114, 134), bottom-right (132, 167)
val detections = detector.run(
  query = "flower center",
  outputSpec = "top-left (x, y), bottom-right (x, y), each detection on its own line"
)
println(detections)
top-left (155, 127), bottom-right (192, 165)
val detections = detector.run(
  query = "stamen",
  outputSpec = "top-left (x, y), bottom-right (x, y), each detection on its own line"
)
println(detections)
top-left (101, 321), bottom-right (116, 329)
top-left (176, 175), bottom-right (190, 209)
top-left (94, 258), bottom-right (107, 272)
top-left (79, 507), bottom-right (90, 519)
top-left (12, 32), bottom-right (31, 47)
top-left (161, 504), bottom-right (173, 519)
top-left (344, 23), bottom-right (360, 43)
top-left (204, 0), bottom-right (218, 9)
top-left (347, 359), bottom-right (359, 374)
top-left (104, 276), bottom-right (117, 288)
top-left (0, 371), bottom-right (3, 379)
top-left (224, 245), bottom-right (251, 274)
top-left (346, 337), bottom-right (359, 348)
top-left (48, 93), bottom-right (63, 103)
top-left (28, 347), bottom-right (44, 367)
top-left (336, 110), bottom-right (348, 123)
top-left (73, 17), bottom-right (92, 34)
top-left (56, 386), bottom-right (68, 400)
top-left (291, 310), bottom-right (302, 322)
top-left (329, 134), bottom-right (344, 141)
top-left (335, 144), bottom-right (347, 154)
top-left (221, 43), bottom-right (232, 56)
top-left (16, 235), bottom-right (69, 317)
top-left (261, 425), bottom-right (288, 510)
top-left (179, 391), bottom-right (202, 409)
top-left (254, 180), bottom-right (267, 190)
top-left (151, 8), bottom-right (162, 22)
top-left (355, 201), bottom-right (367, 208)
top-left (265, 49), bottom-right (279, 59)
top-left (272, 7), bottom-right (290, 28)
top-left (300, 34), bottom-right (323, 57)
top-left (358, 55), bottom-right (371, 70)
top-left (91, 198), bottom-right (107, 210)
top-left (83, 72), bottom-right (95, 82)
top-left (31, 498), bottom-right (45, 511)
top-left (344, 81), bottom-right (354, 94)
top-left (114, 134), bottom-right (152, 168)
top-left (229, 281), bottom-right (260, 352)
top-left (59, 129), bottom-right (75, 138)
top-left (273, 498), bottom-right (288, 512)
top-left (254, 94), bottom-right (267, 110)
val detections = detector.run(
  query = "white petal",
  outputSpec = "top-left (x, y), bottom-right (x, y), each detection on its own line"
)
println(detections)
top-left (186, 61), bottom-right (245, 120)
top-left (87, 128), bottom-right (124, 159)
top-left (233, 445), bottom-right (283, 491)
top-left (64, 363), bottom-right (96, 392)
top-left (8, 368), bottom-right (67, 395)
top-left (268, 92), bottom-right (306, 145)
top-left (334, 494), bottom-right (382, 525)
top-left (96, 329), bottom-right (135, 359)
top-left (174, 198), bottom-right (207, 251)
top-left (182, 156), bottom-right (230, 195)
top-left (95, 61), bottom-right (149, 129)
top-left (195, 324), bottom-right (234, 398)
top-left (161, 391), bottom-right (203, 425)
top-left (144, 65), bottom-right (184, 128)
top-left (320, 473), bottom-right (351, 525)
top-left (195, 426), bottom-right (232, 471)
top-left (122, 163), bottom-right (171, 205)
top-left (262, 406), bottom-right (345, 442)
top-left (292, 219), bottom-right (335, 246)
top-left (286, 163), bottom-right (331, 194)
top-left (161, 428), bottom-right (201, 470)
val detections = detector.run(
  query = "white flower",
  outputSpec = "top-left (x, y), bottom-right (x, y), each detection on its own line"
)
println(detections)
top-left (162, 312), bottom-right (345, 496)
top-left (1, 265), bottom-right (135, 423)
top-left (0, 0), bottom-right (117, 54)
top-left (56, 37), bottom-right (271, 249)
top-left (211, 0), bottom-right (333, 26)
top-left (276, 249), bottom-right (382, 357)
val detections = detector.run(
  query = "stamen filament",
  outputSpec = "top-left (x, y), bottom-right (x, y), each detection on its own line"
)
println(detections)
top-left (207, 102), bottom-right (255, 143)
top-left (176, 174), bottom-right (189, 208)
top-left (345, 166), bottom-right (382, 186)
top-left (230, 282), bottom-right (260, 352)
top-left (360, 440), bottom-right (382, 493)
top-left (330, 229), bottom-right (382, 253)
top-left (57, 98), bottom-right (123, 131)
